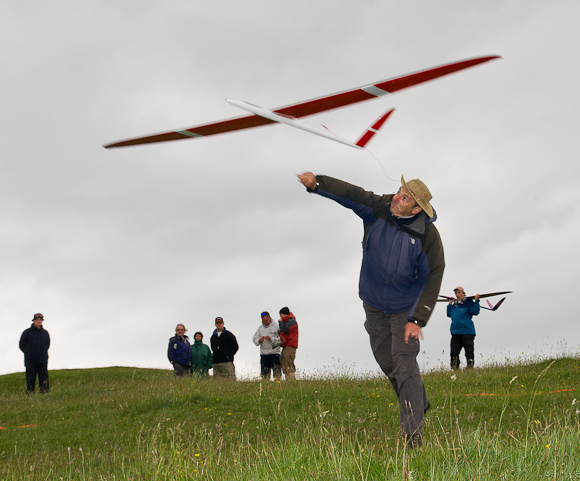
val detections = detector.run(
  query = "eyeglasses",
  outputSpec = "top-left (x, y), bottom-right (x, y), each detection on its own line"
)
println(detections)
top-left (176, 328), bottom-right (185, 331)
top-left (215, 321), bottom-right (224, 324)
top-left (261, 312), bottom-right (269, 317)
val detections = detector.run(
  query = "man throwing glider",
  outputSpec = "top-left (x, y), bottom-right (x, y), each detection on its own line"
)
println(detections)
top-left (297, 172), bottom-right (445, 447)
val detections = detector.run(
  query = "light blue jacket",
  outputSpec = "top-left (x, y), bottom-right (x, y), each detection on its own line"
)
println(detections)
top-left (447, 299), bottom-right (480, 335)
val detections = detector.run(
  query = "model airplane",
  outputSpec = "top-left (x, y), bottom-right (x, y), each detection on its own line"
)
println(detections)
top-left (104, 55), bottom-right (500, 149)
top-left (438, 291), bottom-right (512, 311)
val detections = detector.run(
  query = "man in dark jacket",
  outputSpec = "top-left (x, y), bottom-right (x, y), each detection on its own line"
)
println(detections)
top-left (210, 317), bottom-right (239, 379)
top-left (19, 313), bottom-right (51, 394)
top-left (167, 324), bottom-right (192, 378)
top-left (447, 286), bottom-right (480, 369)
top-left (297, 172), bottom-right (445, 448)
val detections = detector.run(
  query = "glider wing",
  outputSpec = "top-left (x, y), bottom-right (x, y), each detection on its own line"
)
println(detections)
top-left (472, 291), bottom-right (513, 300)
top-left (104, 55), bottom-right (500, 149)
top-left (437, 291), bottom-right (513, 302)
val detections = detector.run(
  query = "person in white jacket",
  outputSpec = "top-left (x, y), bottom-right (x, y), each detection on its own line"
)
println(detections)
top-left (253, 311), bottom-right (282, 380)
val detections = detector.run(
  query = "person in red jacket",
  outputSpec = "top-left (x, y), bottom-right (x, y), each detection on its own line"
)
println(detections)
top-left (278, 307), bottom-right (298, 380)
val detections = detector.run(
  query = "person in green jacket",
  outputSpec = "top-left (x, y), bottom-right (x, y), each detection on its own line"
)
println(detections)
top-left (191, 332), bottom-right (213, 376)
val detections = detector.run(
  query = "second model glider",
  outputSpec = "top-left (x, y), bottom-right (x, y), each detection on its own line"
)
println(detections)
top-left (104, 55), bottom-right (500, 149)
top-left (438, 291), bottom-right (513, 311)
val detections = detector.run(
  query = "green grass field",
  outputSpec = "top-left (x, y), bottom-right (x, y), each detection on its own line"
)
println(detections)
top-left (1, 357), bottom-right (579, 480)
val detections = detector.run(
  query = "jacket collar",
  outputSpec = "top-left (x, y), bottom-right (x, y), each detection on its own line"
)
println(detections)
top-left (386, 206), bottom-right (436, 236)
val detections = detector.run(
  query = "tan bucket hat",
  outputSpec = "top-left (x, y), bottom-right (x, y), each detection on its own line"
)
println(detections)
top-left (401, 175), bottom-right (433, 218)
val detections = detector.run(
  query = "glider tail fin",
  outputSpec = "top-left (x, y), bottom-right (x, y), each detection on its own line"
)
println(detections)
top-left (355, 108), bottom-right (395, 148)
top-left (482, 297), bottom-right (507, 311)
top-left (491, 297), bottom-right (506, 311)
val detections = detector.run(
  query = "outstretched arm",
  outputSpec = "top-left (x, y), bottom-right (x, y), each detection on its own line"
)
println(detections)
top-left (297, 172), bottom-right (388, 224)
top-left (297, 172), bottom-right (317, 190)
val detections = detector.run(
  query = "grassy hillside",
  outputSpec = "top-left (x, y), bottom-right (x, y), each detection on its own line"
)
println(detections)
top-left (1, 358), bottom-right (579, 480)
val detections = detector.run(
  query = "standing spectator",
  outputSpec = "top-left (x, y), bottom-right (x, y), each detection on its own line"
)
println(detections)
top-left (297, 172), bottom-right (445, 448)
top-left (278, 307), bottom-right (298, 380)
top-left (253, 311), bottom-right (282, 380)
top-left (19, 313), bottom-right (51, 394)
top-left (191, 331), bottom-right (213, 376)
top-left (447, 286), bottom-right (480, 369)
top-left (210, 317), bottom-right (239, 379)
top-left (167, 324), bottom-right (192, 378)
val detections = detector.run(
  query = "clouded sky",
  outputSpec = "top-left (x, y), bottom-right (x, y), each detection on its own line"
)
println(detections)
top-left (2, 1), bottom-right (579, 378)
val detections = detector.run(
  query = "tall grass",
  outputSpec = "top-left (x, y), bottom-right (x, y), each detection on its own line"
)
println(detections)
top-left (1, 358), bottom-right (579, 480)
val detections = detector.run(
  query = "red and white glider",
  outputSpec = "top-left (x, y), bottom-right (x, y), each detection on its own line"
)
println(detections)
top-left (104, 55), bottom-right (500, 149)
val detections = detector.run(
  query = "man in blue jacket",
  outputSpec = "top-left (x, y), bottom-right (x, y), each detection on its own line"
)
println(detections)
top-left (167, 324), bottom-right (192, 378)
top-left (447, 286), bottom-right (480, 369)
top-left (297, 172), bottom-right (445, 448)
top-left (19, 313), bottom-right (51, 394)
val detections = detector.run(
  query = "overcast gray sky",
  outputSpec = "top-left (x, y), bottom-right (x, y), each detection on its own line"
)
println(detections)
top-left (2, 1), bottom-right (579, 378)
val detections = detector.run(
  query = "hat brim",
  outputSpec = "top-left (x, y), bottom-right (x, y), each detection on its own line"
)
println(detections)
top-left (401, 175), bottom-right (434, 218)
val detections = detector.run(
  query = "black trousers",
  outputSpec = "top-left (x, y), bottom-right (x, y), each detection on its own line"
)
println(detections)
top-left (450, 334), bottom-right (475, 369)
top-left (25, 362), bottom-right (49, 393)
top-left (260, 354), bottom-right (281, 380)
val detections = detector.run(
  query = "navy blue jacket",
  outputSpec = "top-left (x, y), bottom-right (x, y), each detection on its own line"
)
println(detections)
top-left (167, 335), bottom-right (192, 366)
top-left (19, 324), bottom-right (50, 365)
top-left (311, 176), bottom-right (445, 327)
top-left (210, 329), bottom-right (239, 364)
top-left (447, 299), bottom-right (480, 335)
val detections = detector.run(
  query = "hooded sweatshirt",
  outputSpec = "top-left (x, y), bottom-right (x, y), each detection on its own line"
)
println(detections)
top-left (253, 320), bottom-right (282, 355)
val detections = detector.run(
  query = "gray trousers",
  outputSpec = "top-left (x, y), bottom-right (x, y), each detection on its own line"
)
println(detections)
top-left (363, 303), bottom-right (428, 438)
top-left (213, 361), bottom-right (236, 379)
top-left (173, 363), bottom-right (190, 378)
